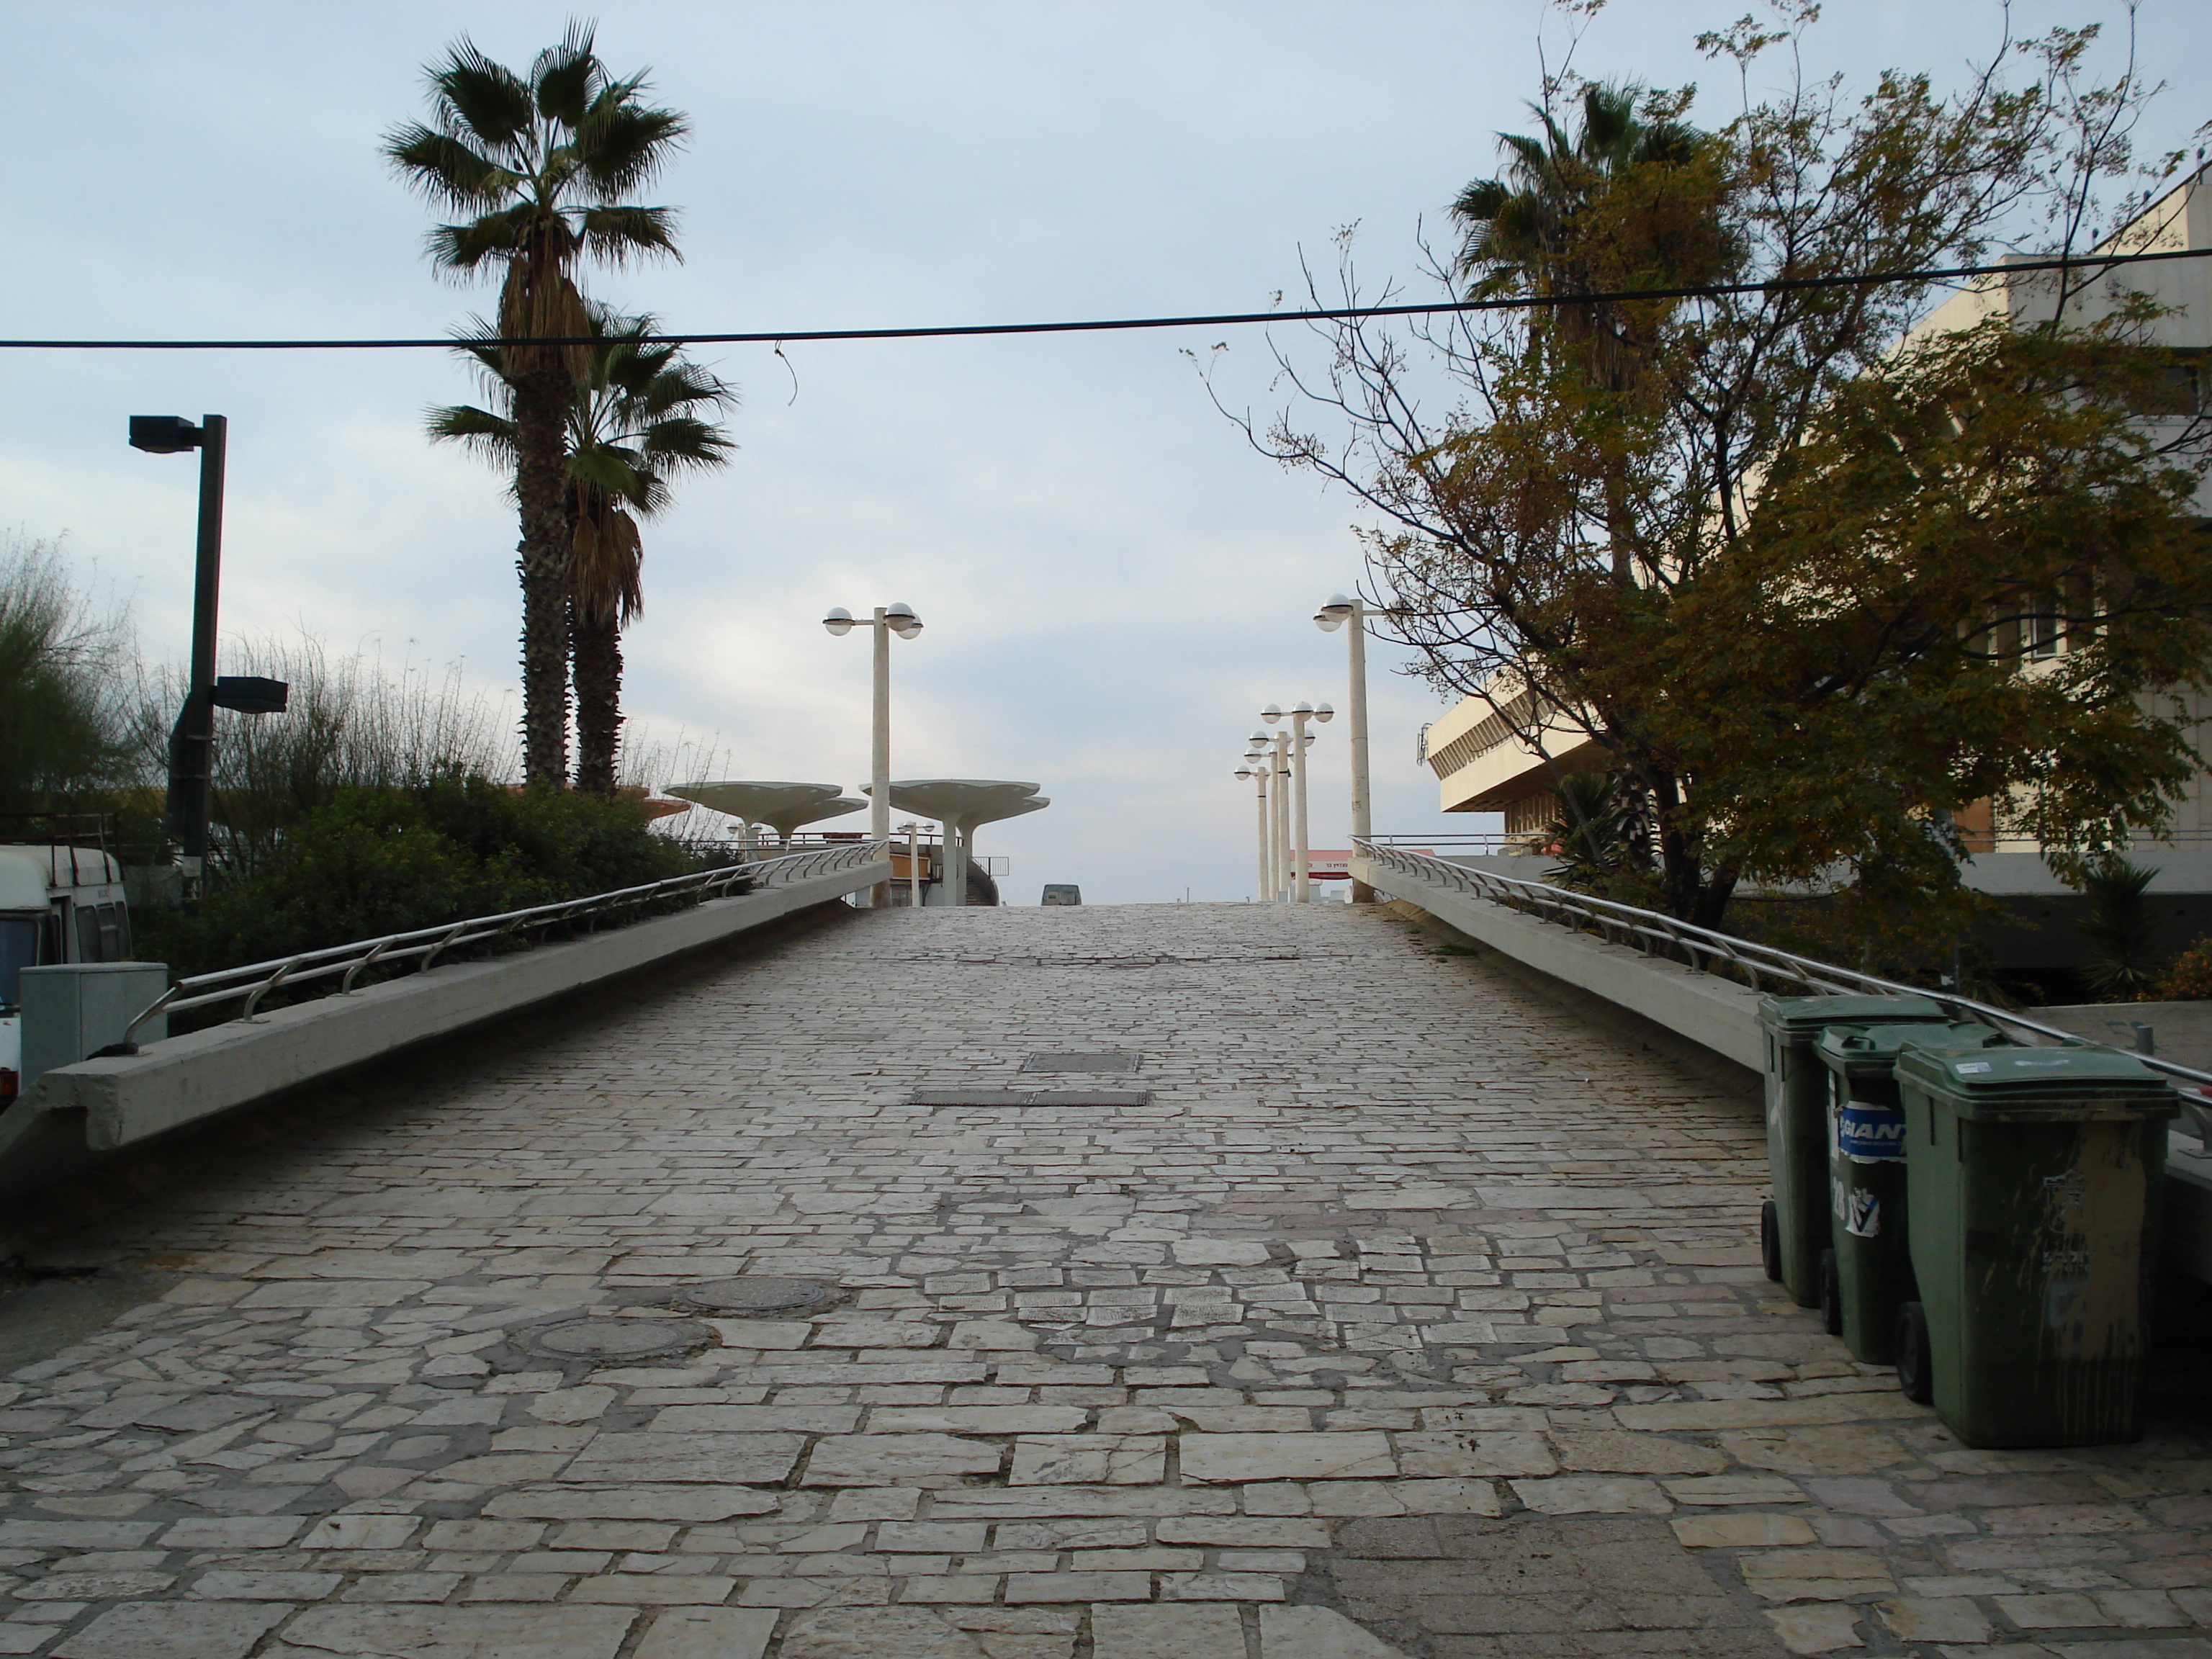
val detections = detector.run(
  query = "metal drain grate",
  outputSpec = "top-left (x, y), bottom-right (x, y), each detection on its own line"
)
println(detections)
top-left (670, 1277), bottom-right (839, 1316)
top-left (1022, 1052), bottom-right (1140, 1073)
top-left (516, 1316), bottom-right (711, 1363)
top-left (912, 1087), bottom-right (1153, 1107)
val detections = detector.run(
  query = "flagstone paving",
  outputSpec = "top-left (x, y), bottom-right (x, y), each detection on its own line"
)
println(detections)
top-left (1, 901), bottom-right (2208, 1657)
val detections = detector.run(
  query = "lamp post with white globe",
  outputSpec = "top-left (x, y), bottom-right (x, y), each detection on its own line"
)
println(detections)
top-left (1314, 593), bottom-right (1373, 902)
top-left (1261, 701), bottom-right (1331, 902)
top-left (1235, 741), bottom-right (1271, 901)
top-left (824, 602), bottom-right (922, 905)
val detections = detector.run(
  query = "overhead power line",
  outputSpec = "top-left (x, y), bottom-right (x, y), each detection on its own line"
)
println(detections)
top-left (0, 246), bottom-right (2203, 352)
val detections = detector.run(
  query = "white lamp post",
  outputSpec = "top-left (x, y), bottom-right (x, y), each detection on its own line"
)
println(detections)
top-left (1262, 701), bottom-right (1331, 902)
top-left (824, 602), bottom-right (922, 905)
top-left (1236, 744), bottom-right (1270, 902)
top-left (1314, 593), bottom-right (1373, 902)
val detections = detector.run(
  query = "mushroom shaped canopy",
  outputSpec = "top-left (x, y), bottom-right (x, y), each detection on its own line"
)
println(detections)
top-left (868, 779), bottom-right (1044, 832)
top-left (665, 781), bottom-right (865, 837)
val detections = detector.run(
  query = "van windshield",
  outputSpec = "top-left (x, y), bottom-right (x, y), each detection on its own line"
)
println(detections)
top-left (0, 915), bottom-right (37, 1010)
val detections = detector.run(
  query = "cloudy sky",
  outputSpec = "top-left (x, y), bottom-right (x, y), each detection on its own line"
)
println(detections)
top-left (4, 1), bottom-right (2205, 903)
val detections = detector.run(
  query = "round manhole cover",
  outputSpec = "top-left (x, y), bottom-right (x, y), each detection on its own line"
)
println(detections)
top-left (670, 1276), bottom-right (839, 1316)
top-left (521, 1317), bottom-right (710, 1362)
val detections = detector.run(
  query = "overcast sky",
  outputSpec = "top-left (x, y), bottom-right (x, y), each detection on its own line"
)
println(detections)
top-left (4, 1), bottom-right (2205, 903)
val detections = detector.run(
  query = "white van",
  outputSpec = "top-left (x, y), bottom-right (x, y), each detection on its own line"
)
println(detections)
top-left (0, 844), bottom-right (133, 1105)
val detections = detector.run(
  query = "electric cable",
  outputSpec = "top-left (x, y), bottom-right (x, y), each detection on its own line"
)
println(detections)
top-left (0, 245), bottom-right (2200, 351)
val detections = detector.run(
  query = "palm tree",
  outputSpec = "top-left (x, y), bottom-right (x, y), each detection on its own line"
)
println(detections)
top-left (1449, 81), bottom-right (1714, 393)
top-left (428, 306), bottom-right (737, 796)
top-left (386, 24), bottom-right (688, 787)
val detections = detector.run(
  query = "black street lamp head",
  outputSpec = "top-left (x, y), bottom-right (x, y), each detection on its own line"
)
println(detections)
top-left (129, 415), bottom-right (204, 454)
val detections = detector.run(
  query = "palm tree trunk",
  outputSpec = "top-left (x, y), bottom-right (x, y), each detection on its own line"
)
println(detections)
top-left (511, 376), bottom-right (572, 788)
top-left (572, 603), bottom-right (624, 796)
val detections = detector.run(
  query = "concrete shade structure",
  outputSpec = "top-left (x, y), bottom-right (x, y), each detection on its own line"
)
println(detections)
top-left (665, 781), bottom-right (866, 846)
top-left (870, 780), bottom-right (1048, 906)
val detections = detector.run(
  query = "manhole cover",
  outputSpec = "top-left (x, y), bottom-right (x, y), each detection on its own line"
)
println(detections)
top-left (1022, 1052), bottom-right (1139, 1073)
top-left (518, 1317), bottom-right (711, 1362)
top-left (670, 1277), bottom-right (839, 1316)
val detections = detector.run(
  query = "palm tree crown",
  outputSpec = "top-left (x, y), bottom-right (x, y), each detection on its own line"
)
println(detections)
top-left (385, 24), bottom-right (688, 788)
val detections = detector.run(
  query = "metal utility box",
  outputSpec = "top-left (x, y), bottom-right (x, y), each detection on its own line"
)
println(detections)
top-left (18, 963), bottom-right (168, 1087)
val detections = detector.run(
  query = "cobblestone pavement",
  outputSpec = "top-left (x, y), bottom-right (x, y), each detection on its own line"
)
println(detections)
top-left (2, 902), bottom-right (2208, 1659)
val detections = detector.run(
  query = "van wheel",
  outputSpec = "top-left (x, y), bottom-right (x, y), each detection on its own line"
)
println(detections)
top-left (1760, 1200), bottom-right (1783, 1282)
top-left (1820, 1249), bottom-right (1843, 1336)
top-left (1896, 1302), bottom-right (1933, 1403)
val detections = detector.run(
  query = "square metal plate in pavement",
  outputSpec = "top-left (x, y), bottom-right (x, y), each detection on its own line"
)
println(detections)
top-left (1022, 1052), bottom-right (1140, 1073)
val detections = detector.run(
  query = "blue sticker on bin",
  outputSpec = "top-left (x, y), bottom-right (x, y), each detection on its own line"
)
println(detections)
top-left (1838, 1100), bottom-right (1907, 1163)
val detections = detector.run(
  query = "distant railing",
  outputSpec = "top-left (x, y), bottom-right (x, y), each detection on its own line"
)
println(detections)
top-left (122, 840), bottom-right (889, 1043)
top-left (1354, 837), bottom-right (2212, 1091)
top-left (1364, 832), bottom-right (1538, 856)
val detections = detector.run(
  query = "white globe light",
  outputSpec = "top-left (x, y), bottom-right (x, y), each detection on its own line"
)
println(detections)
top-left (1234, 766), bottom-right (1254, 780)
top-left (895, 620), bottom-right (923, 639)
top-left (822, 606), bottom-right (855, 637)
top-left (1292, 701), bottom-right (1314, 716)
top-left (886, 601), bottom-right (918, 623)
top-left (1314, 701), bottom-right (1335, 723)
top-left (1260, 703), bottom-right (1282, 724)
top-left (1247, 732), bottom-right (1267, 747)
top-left (1315, 593), bottom-right (1354, 631)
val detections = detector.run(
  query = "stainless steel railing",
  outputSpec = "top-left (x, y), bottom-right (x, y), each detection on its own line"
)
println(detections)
top-left (1353, 837), bottom-right (2212, 1092)
top-left (122, 839), bottom-right (890, 1043)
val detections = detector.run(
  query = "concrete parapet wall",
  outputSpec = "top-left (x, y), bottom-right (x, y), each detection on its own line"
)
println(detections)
top-left (1353, 853), bottom-right (1763, 1071)
top-left (0, 860), bottom-right (888, 1197)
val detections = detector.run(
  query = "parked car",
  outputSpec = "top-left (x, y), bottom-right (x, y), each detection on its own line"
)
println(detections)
top-left (1040, 884), bottom-right (1082, 906)
top-left (0, 844), bottom-right (132, 1105)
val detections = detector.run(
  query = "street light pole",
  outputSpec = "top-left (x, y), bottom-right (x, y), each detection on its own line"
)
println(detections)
top-left (1316, 594), bottom-right (1375, 902)
top-left (130, 414), bottom-right (228, 899)
top-left (824, 601), bottom-right (922, 907)
top-left (1269, 729), bottom-right (1292, 902)
top-left (1236, 747), bottom-right (1269, 902)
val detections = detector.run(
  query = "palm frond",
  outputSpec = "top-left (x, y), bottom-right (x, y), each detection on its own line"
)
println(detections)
top-left (533, 26), bottom-right (602, 127)
top-left (425, 403), bottom-right (520, 468)
top-left (385, 127), bottom-right (517, 209)
top-left (577, 204), bottom-right (682, 264)
top-left (636, 417), bottom-right (736, 472)
top-left (577, 97), bottom-right (690, 198)
top-left (429, 40), bottom-right (534, 154)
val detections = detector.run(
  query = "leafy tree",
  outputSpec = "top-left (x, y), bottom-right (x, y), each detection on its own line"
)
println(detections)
top-left (429, 305), bottom-right (736, 795)
top-left (1232, 12), bottom-right (2212, 957)
top-left (0, 534), bottom-right (136, 813)
top-left (386, 22), bottom-right (688, 788)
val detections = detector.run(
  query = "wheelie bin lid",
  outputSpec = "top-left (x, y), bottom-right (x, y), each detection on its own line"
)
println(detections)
top-left (1894, 1040), bottom-right (2177, 1119)
top-left (1757, 993), bottom-right (1950, 1035)
top-left (1816, 1020), bottom-right (2010, 1079)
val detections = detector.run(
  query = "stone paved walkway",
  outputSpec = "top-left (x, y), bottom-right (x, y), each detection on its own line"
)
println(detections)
top-left (1, 903), bottom-right (2208, 1659)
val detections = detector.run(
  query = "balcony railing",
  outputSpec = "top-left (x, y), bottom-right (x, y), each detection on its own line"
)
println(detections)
top-left (1354, 837), bottom-right (2212, 1092)
top-left (122, 840), bottom-right (889, 1044)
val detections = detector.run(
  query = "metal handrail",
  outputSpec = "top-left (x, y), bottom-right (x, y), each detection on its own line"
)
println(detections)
top-left (1353, 837), bottom-right (2212, 1092)
top-left (120, 840), bottom-right (890, 1044)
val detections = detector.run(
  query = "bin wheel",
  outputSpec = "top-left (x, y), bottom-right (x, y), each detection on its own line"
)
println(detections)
top-left (1896, 1302), bottom-right (1933, 1403)
top-left (1818, 1249), bottom-right (1842, 1336)
top-left (1760, 1200), bottom-right (1783, 1282)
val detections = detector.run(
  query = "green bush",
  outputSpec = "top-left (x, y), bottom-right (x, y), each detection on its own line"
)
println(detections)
top-left (139, 775), bottom-right (696, 981)
top-left (2154, 935), bottom-right (2212, 1002)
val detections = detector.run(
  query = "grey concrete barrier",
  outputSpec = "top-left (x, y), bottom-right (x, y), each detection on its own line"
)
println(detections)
top-left (1353, 853), bottom-right (1764, 1070)
top-left (0, 859), bottom-right (889, 1198)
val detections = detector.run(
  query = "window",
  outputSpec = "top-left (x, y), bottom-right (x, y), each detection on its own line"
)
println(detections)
top-left (2024, 606), bottom-right (2062, 659)
top-left (71, 903), bottom-right (127, 963)
top-left (0, 917), bottom-right (36, 1009)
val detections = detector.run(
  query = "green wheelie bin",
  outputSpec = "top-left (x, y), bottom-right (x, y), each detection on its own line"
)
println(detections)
top-left (1815, 1022), bottom-right (2013, 1362)
top-left (1757, 994), bottom-right (1951, 1307)
top-left (1892, 1042), bottom-right (2177, 1447)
